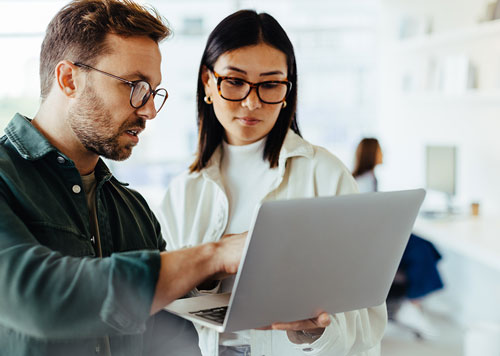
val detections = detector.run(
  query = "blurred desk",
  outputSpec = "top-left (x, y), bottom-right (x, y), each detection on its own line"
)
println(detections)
top-left (413, 215), bottom-right (500, 272)
top-left (413, 215), bottom-right (500, 326)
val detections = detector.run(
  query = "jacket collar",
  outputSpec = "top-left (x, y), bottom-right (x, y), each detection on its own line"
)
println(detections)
top-left (5, 113), bottom-right (57, 160)
top-left (5, 113), bottom-right (114, 184)
top-left (276, 129), bottom-right (314, 173)
top-left (199, 129), bottom-right (314, 182)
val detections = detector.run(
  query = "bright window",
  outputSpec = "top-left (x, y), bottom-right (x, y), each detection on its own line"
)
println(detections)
top-left (0, 0), bottom-right (378, 206)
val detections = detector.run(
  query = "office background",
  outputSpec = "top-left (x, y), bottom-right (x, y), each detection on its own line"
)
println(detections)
top-left (1, 0), bottom-right (500, 354)
top-left (3, 0), bottom-right (499, 215)
top-left (0, 0), bottom-right (378, 208)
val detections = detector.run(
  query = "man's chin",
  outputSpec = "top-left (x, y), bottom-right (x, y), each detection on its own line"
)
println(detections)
top-left (105, 149), bottom-right (133, 161)
top-left (95, 146), bottom-right (134, 161)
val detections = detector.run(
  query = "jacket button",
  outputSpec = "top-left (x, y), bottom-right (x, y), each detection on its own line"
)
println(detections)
top-left (72, 185), bottom-right (81, 194)
top-left (56, 156), bottom-right (65, 164)
top-left (91, 236), bottom-right (96, 245)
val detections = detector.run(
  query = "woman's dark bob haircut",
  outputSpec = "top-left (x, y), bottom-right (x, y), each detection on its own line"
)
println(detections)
top-left (352, 138), bottom-right (381, 178)
top-left (189, 9), bottom-right (301, 172)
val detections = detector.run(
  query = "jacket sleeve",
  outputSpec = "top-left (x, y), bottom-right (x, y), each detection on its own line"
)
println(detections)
top-left (0, 186), bottom-right (161, 340)
top-left (159, 176), bottom-right (222, 297)
top-left (288, 147), bottom-right (387, 355)
top-left (289, 304), bottom-right (387, 355)
top-left (158, 178), bottom-right (186, 253)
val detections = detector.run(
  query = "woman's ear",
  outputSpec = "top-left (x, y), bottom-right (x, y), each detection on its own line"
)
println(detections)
top-left (201, 65), bottom-right (213, 96)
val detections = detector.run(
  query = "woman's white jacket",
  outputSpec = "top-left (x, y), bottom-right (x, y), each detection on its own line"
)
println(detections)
top-left (159, 130), bottom-right (387, 356)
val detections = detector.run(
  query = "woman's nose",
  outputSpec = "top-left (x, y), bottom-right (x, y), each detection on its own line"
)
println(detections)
top-left (241, 87), bottom-right (262, 111)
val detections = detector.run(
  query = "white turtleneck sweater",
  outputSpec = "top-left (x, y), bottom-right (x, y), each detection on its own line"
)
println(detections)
top-left (219, 136), bottom-right (279, 347)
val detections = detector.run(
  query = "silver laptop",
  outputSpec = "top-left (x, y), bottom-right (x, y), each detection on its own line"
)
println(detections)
top-left (164, 189), bottom-right (425, 333)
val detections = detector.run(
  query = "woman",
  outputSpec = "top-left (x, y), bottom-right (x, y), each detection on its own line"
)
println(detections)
top-left (161, 10), bottom-right (386, 356)
top-left (353, 138), bottom-right (443, 339)
top-left (352, 138), bottom-right (383, 193)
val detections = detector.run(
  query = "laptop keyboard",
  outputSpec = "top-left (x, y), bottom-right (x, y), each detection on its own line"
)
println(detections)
top-left (189, 306), bottom-right (228, 324)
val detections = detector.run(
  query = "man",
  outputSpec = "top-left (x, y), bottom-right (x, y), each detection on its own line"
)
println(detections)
top-left (0, 1), bottom-right (332, 355)
top-left (0, 1), bottom-right (243, 355)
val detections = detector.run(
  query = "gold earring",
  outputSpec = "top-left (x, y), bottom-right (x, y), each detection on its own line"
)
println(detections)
top-left (282, 101), bottom-right (287, 108)
top-left (204, 96), bottom-right (213, 104)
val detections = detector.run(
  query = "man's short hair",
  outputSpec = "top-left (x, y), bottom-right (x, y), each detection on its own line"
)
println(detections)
top-left (40, 0), bottom-right (171, 101)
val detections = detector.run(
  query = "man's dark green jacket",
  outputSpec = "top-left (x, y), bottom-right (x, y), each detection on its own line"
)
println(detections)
top-left (0, 114), bottom-right (166, 355)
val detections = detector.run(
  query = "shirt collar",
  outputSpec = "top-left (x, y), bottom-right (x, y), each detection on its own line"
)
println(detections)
top-left (5, 113), bottom-right (57, 160)
top-left (200, 129), bottom-right (314, 181)
top-left (278, 129), bottom-right (314, 163)
top-left (5, 113), bottom-right (114, 184)
top-left (200, 145), bottom-right (224, 185)
top-left (95, 158), bottom-right (114, 185)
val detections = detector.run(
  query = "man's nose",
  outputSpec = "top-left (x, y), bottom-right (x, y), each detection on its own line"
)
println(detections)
top-left (137, 95), bottom-right (157, 120)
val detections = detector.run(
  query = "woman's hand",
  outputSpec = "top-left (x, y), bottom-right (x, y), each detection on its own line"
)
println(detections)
top-left (258, 312), bottom-right (331, 343)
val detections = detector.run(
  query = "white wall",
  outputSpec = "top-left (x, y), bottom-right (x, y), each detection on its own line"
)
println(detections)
top-left (377, 0), bottom-right (500, 215)
top-left (378, 0), bottom-right (500, 331)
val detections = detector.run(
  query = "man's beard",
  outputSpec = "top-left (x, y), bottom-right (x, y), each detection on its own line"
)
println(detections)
top-left (68, 84), bottom-right (145, 161)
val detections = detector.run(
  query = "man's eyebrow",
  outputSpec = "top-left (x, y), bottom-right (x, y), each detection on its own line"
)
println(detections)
top-left (123, 71), bottom-right (150, 81)
top-left (223, 66), bottom-right (285, 77)
top-left (123, 71), bottom-right (161, 87)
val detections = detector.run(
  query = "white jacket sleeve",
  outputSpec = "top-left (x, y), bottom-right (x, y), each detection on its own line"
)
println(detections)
top-left (289, 304), bottom-right (387, 356)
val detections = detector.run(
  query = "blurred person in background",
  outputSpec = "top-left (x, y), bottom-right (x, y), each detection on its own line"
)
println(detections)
top-left (160, 10), bottom-right (387, 356)
top-left (353, 138), bottom-right (444, 339)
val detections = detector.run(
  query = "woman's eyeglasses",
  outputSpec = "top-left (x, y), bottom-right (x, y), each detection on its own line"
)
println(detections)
top-left (212, 70), bottom-right (291, 104)
top-left (73, 62), bottom-right (168, 113)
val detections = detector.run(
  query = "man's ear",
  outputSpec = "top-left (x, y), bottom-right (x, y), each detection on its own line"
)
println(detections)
top-left (54, 60), bottom-right (79, 98)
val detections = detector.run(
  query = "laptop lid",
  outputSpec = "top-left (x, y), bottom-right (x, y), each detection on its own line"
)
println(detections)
top-left (222, 189), bottom-right (425, 332)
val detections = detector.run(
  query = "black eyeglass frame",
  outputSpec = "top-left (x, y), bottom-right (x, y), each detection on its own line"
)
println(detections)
top-left (73, 62), bottom-right (168, 113)
top-left (211, 69), bottom-right (292, 105)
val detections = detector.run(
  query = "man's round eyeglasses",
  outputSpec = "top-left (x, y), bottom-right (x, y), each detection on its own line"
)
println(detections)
top-left (212, 70), bottom-right (292, 105)
top-left (73, 62), bottom-right (168, 113)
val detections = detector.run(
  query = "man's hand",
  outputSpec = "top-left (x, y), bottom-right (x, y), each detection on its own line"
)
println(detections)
top-left (212, 232), bottom-right (247, 280)
top-left (150, 232), bottom-right (247, 314)
top-left (197, 232), bottom-right (248, 289)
